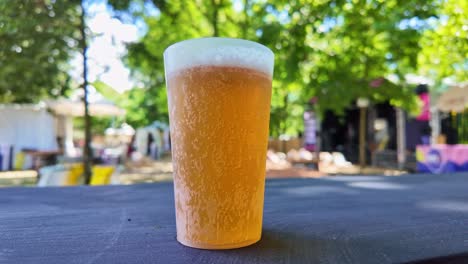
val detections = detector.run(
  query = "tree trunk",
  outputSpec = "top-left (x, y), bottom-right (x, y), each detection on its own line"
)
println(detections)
top-left (314, 112), bottom-right (321, 170)
top-left (359, 107), bottom-right (367, 168)
top-left (211, 0), bottom-right (219, 37)
top-left (396, 107), bottom-right (406, 170)
top-left (242, 0), bottom-right (249, 39)
top-left (280, 93), bottom-right (288, 136)
top-left (80, 1), bottom-right (92, 184)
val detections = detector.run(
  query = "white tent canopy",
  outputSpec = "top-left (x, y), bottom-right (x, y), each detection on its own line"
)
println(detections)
top-left (437, 83), bottom-right (468, 113)
top-left (46, 98), bottom-right (125, 117)
top-left (45, 97), bottom-right (126, 157)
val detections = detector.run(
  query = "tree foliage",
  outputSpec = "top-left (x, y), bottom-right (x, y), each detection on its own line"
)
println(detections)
top-left (418, 0), bottom-right (468, 83)
top-left (0, 0), bottom-right (80, 103)
top-left (1, 0), bottom-right (464, 137)
top-left (109, 0), bottom-right (445, 135)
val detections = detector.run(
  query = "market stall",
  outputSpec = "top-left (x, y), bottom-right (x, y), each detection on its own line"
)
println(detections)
top-left (417, 83), bottom-right (468, 173)
top-left (0, 104), bottom-right (59, 170)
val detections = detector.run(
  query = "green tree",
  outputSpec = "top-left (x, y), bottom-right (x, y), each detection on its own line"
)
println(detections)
top-left (294, 0), bottom-right (438, 115)
top-left (1, 0), bottom-right (97, 182)
top-left (418, 0), bottom-right (468, 84)
top-left (109, 0), bottom-right (238, 129)
top-left (0, 0), bottom-right (80, 103)
top-left (109, 0), bottom-right (440, 136)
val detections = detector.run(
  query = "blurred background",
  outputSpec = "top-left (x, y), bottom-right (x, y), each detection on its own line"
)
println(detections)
top-left (0, 0), bottom-right (466, 187)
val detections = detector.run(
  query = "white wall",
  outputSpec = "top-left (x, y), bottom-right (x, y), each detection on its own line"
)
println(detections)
top-left (0, 106), bottom-right (58, 155)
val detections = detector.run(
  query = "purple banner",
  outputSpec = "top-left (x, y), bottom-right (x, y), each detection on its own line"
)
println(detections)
top-left (303, 111), bottom-right (316, 151)
top-left (416, 144), bottom-right (468, 173)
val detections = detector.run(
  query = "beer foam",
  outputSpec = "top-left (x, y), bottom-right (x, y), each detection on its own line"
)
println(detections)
top-left (164, 38), bottom-right (274, 77)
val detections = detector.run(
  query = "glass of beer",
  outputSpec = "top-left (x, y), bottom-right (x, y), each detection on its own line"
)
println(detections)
top-left (164, 38), bottom-right (274, 249)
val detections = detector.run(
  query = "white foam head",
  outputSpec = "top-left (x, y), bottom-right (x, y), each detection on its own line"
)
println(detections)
top-left (164, 37), bottom-right (274, 77)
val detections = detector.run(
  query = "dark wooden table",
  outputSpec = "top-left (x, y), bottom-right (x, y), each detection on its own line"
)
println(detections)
top-left (1, 173), bottom-right (468, 264)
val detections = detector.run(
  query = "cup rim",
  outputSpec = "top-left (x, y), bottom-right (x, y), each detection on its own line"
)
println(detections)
top-left (164, 37), bottom-right (273, 58)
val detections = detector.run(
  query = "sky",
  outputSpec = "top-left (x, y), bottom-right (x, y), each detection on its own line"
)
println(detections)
top-left (70, 1), bottom-right (141, 95)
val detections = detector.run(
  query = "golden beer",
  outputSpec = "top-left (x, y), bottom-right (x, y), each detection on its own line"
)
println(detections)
top-left (164, 38), bottom-right (274, 249)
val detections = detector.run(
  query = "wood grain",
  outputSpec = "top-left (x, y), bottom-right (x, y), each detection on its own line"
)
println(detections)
top-left (1, 173), bottom-right (468, 263)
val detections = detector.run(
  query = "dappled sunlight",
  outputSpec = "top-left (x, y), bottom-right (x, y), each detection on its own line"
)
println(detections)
top-left (0, 170), bottom-right (37, 187)
top-left (0, 170), bottom-right (37, 179)
top-left (348, 181), bottom-right (410, 190)
top-left (419, 200), bottom-right (468, 213)
top-left (325, 176), bottom-right (384, 182)
top-left (282, 185), bottom-right (359, 197)
top-left (119, 157), bottom-right (173, 184)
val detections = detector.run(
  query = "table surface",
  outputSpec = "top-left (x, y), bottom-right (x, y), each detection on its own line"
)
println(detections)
top-left (1, 173), bottom-right (468, 264)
